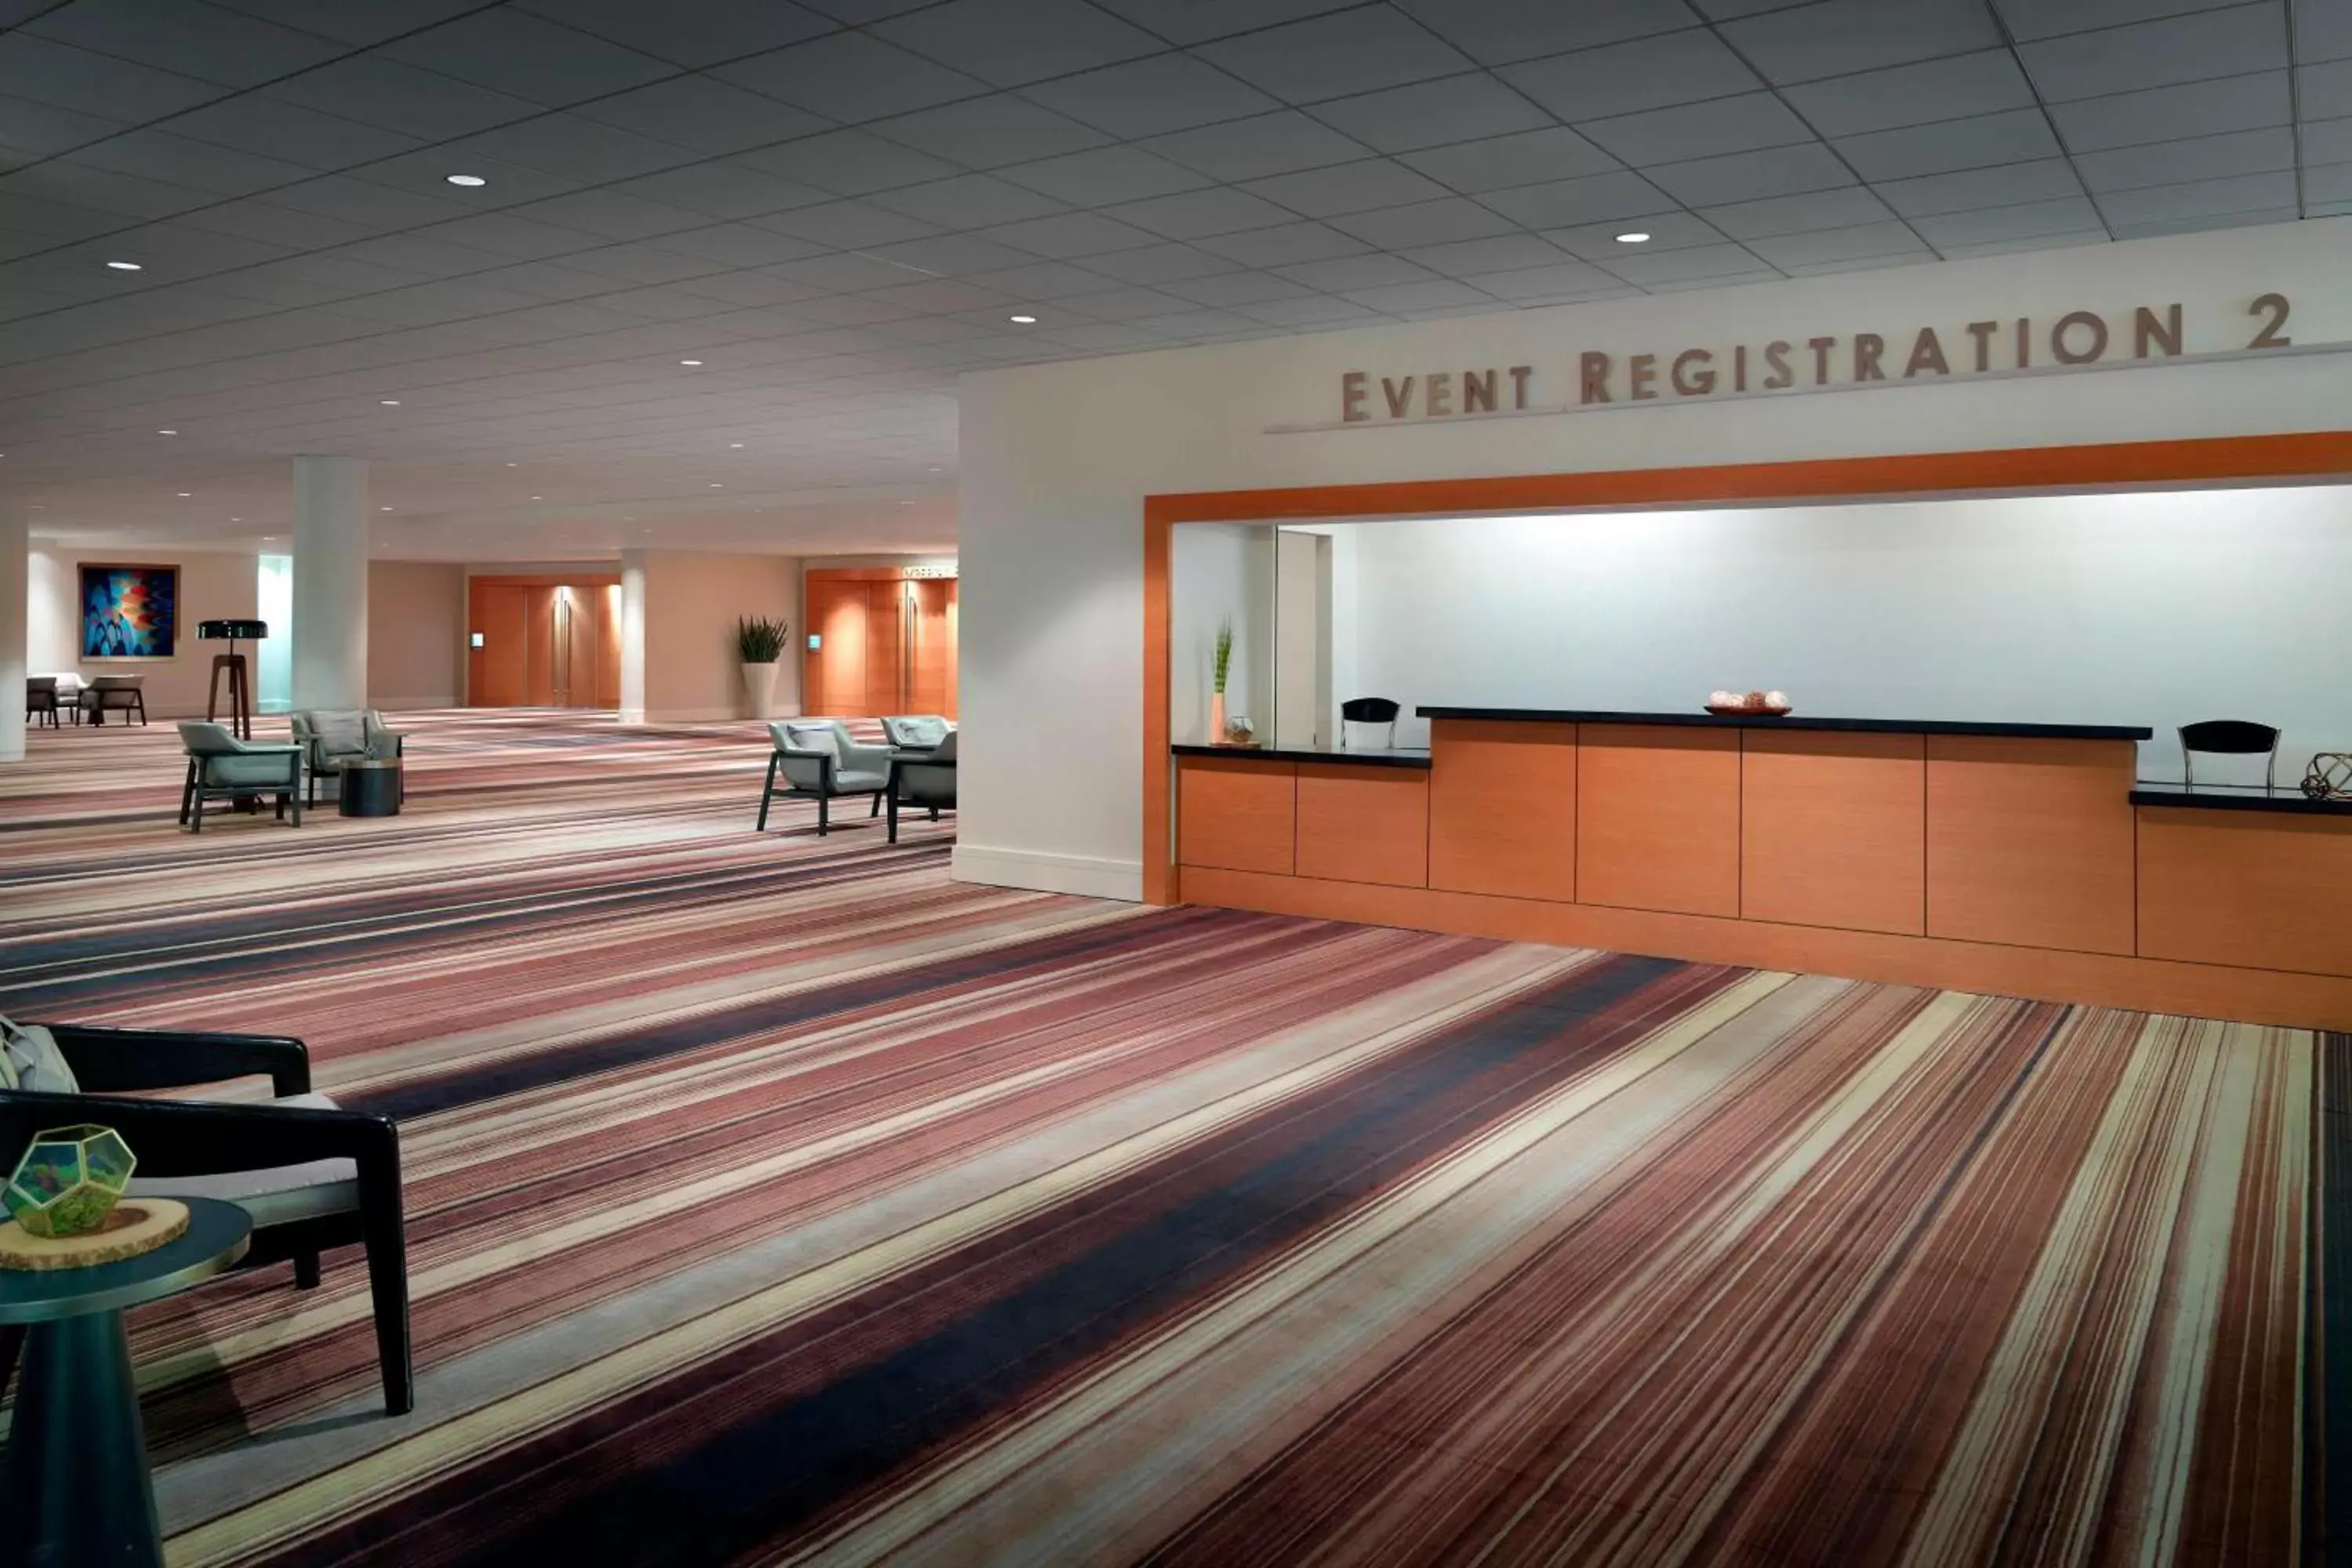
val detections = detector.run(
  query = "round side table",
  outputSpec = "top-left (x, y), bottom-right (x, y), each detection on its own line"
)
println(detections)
top-left (339, 757), bottom-right (403, 818)
top-left (0, 1196), bottom-right (251, 1568)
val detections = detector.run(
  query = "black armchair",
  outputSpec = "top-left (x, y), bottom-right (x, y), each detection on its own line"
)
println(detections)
top-left (887, 731), bottom-right (956, 844)
top-left (0, 1023), bottom-right (411, 1415)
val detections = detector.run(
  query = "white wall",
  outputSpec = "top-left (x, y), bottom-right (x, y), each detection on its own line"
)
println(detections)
top-left (956, 219), bottom-right (2352, 900)
top-left (1339, 490), bottom-right (2352, 782)
top-left (641, 551), bottom-right (802, 722)
top-left (368, 560), bottom-right (463, 710)
top-left (27, 545), bottom-right (259, 719)
top-left (1169, 524), bottom-right (1272, 745)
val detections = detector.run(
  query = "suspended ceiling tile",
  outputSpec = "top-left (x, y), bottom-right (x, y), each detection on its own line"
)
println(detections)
top-left (1477, 169), bottom-right (1683, 227)
top-left (1306, 72), bottom-right (1556, 154)
top-left (1240, 158), bottom-right (1454, 218)
top-left (864, 173), bottom-right (1070, 230)
top-left (1399, 127), bottom-right (1624, 194)
top-left (1189, 220), bottom-right (1374, 267)
top-left (2071, 125), bottom-right (2295, 191)
top-left (731, 131), bottom-right (960, 196)
top-left (1994, 0), bottom-right (2255, 44)
top-left (1580, 92), bottom-right (1813, 166)
top-left (1699, 183), bottom-right (1895, 238)
top-left (1142, 111), bottom-right (1370, 182)
top-left (867, 96), bottom-right (1111, 169)
top-left (1398, 231), bottom-right (1575, 277)
top-left (977, 210), bottom-right (1170, 258)
top-left (1720, 0), bottom-right (2003, 85)
top-left (2045, 70), bottom-right (2288, 151)
top-left (1539, 208), bottom-right (1729, 258)
top-left (263, 58), bottom-right (542, 139)
top-left (2094, 167), bottom-right (2296, 221)
top-left (1100, 185), bottom-right (1299, 239)
top-left (1833, 110), bottom-right (2062, 181)
top-left (1875, 156), bottom-right (2087, 217)
top-left (1643, 142), bottom-right (1853, 205)
top-left (1196, 9), bottom-right (1476, 105)
top-left (1783, 49), bottom-right (2038, 137)
top-left (994, 147), bottom-right (1212, 208)
top-left (1743, 220), bottom-right (1929, 266)
top-left (2020, 5), bottom-right (2291, 102)
top-left (511, 0), bottom-right (838, 67)
top-left (1908, 194), bottom-right (2105, 245)
top-left (1325, 194), bottom-right (1519, 247)
top-left (871, 0), bottom-right (1162, 89)
top-left (714, 32), bottom-right (987, 123)
top-left (1393, 0), bottom-right (1704, 66)
top-left (571, 77), bottom-right (833, 156)
top-left (1498, 30), bottom-right (1759, 122)
top-left (1018, 53), bottom-right (1281, 140)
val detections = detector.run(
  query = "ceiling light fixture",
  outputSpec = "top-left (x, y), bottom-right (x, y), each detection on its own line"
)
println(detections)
top-left (106, 260), bottom-right (142, 271)
top-left (679, 358), bottom-right (703, 366)
top-left (379, 398), bottom-right (401, 406)
top-left (445, 174), bottom-right (487, 187)
top-left (708, 481), bottom-right (723, 488)
top-left (1614, 231), bottom-right (1652, 244)
top-left (728, 441), bottom-right (744, 448)
top-left (157, 429), bottom-right (176, 435)
top-left (530, 495), bottom-right (543, 501)
top-left (176, 492), bottom-right (191, 498)
top-left (1008, 314), bottom-right (1036, 324)
top-left (380, 505), bottom-right (393, 511)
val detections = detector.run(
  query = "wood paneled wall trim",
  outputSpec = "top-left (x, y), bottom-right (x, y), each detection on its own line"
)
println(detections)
top-left (1142, 430), bottom-right (2352, 905)
top-left (1179, 865), bottom-right (2352, 1032)
top-left (466, 575), bottom-right (619, 588)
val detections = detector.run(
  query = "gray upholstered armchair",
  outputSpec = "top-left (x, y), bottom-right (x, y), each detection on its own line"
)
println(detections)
top-left (757, 720), bottom-right (892, 834)
top-left (880, 714), bottom-right (954, 750)
top-left (887, 731), bottom-right (956, 843)
top-left (178, 721), bottom-right (303, 831)
top-left (293, 708), bottom-right (405, 805)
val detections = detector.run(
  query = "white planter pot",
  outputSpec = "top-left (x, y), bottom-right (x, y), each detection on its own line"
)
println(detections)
top-left (740, 661), bottom-right (780, 720)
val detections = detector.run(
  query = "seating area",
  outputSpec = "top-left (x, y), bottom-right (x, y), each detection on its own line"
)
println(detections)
top-left (292, 708), bottom-right (406, 807)
top-left (758, 713), bottom-right (956, 838)
top-left (176, 720), bottom-right (303, 832)
top-left (25, 673), bottom-right (145, 728)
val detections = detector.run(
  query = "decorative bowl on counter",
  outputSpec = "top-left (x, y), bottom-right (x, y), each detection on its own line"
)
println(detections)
top-left (1705, 689), bottom-right (1792, 717)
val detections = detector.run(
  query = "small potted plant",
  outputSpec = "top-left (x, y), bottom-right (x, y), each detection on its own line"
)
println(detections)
top-left (735, 615), bottom-right (789, 720)
top-left (1210, 617), bottom-right (1233, 744)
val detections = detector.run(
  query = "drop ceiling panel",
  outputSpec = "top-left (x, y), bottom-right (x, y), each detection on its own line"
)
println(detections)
top-left (1498, 29), bottom-right (1760, 121)
top-left (511, 0), bottom-right (838, 67)
top-left (1306, 73), bottom-right (1556, 154)
top-left (871, 0), bottom-right (1161, 89)
top-left (1719, 0), bottom-right (2004, 84)
top-left (1399, 128), bottom-right (1622, 193)
top-left (1018, 54), bottom-right (1281, 140)
top-left (868, 96), bottom-right (1110, 168)
top-left (1581, 92), bottom-right (1814, 166)
top-left (1195, 9), bottom-right (1476, 103)
top-left (1834, 110), bottom-right (2063, 180)
top-left (1783, 50), bottom-right (2038, 137)
top-left (1142, 112), bottom-right (1370, 182)
top-left (2020, 5), bottom-right (2292, 101)
top-left (996, 147), bottom-right (1211, 206)
top-left (714, 32), bottom-right (986, 123)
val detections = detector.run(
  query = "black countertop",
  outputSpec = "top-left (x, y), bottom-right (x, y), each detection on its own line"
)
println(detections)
top-left (1417, 706), bottom-right (2154, 742)
top-left (2131, 782), bottom-right (2352, 816)
top-left (1172, 742), bottom-right (1432, 770)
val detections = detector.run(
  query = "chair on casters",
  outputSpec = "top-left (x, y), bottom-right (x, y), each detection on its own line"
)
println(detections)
top-left (2179, 720), bottom-right (2281, 790)
top-left (757, 720), bottom-right (891, 833)
top-left (178, 722), bottom-right (303, 831)
top-left (24, 677), bottom-right (60, 730)
top-left (1340, 697), bottom-right (1401, 749)
top-left (887, 732), bottom-right (956, 843)
top-left (0, 1016), bottom-right (412, 1415)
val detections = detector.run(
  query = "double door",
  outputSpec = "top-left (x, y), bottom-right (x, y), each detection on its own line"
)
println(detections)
top-left (467, 579), bottom-right (622, 708)
top-left (805, 575), bottom-right (956, 717)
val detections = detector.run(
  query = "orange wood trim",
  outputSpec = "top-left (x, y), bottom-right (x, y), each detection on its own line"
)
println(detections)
top-left (1180, 865), bottom-right (2352, 1032)
top-left (1576, 724), bottom-right (1741, 917)
top-left (1176, 755), bottom-right (1295, 876)
top-left (1740, 730), bottom-right (1926, 935)
top-left (1926, 735), bottom-right (2137, 955)
top-left (1144, 509), bottom-right (1174, 902)
top-left (1295, 764), bottom-right (1429, 887)
top-left (2136, 806), bottom-right (2352, 978)
top-left (802, 566), bottom-right (959, 583)
top-left (1141, 431), bottom-right (2352, 526)
top-left (1428, 718), bottom-right (1577, 901)
top-left (466, 574), bottom-right (619, 589)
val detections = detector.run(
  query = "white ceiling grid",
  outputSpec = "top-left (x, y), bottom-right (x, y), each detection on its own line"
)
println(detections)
top-left (0, 0), bottom-right (2342, 548)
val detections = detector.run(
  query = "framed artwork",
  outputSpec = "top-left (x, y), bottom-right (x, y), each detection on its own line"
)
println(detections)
top-left (79, 564), bottom-right (180, 660)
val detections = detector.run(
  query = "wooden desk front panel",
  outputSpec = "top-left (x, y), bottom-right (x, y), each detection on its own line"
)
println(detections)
top-left (1741, 731), bottom-right (1926, 935)
top-left (1296, 764), bottom-right (1429, 887)
top-left (1178, 757), bottom-right (1294, 876)
top-left (1428, 719), bottom-right (1575, 901)
top-left (2138, 807), bottom-right (2352, 976)
top-left (1577, 724), bottom-right (1740, 917)
top-left (1926, 737), bottom-right (2136, 955)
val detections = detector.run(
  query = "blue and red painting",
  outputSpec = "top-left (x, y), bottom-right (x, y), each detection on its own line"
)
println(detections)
top-left (79, 564), bottom-right (179, 659)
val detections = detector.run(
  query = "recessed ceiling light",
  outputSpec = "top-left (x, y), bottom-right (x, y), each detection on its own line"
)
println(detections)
top-left (530, 495), bottom-right (543, 501)
top-left (1008, 314), bottom-right (1037, 324)
top-left (1615, 231), bottom-right (1652, 244)
top-left (445, 174), bottom-right (487, 187)
top-left (679, 358), bottom-right (703, 366)
top-left (106, 260), bottom-right (142, 271)
top-left (176, 492), bottom-right (191, 498)
top-left (380, 505), bottom-right (393, 511)
top-left (708, 481), bottom-right (723, 488)
top-left (728, 441), bottom-right (744, 448)
top-left (157, 429), bottom-right (176, 435)
top-left (379, 398), bottom-right (401, 406)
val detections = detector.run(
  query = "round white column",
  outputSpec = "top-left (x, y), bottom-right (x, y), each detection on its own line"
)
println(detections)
top-left (618, 547), bottom-right (648, 725)
top-left (0, 504), bottom-right (26, 763)
top-left (292, 456), bottom-right (368, 712)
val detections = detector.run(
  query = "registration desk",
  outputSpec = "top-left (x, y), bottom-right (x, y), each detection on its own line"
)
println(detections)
top-left (1173, 710), bottom-right (2352, 1029)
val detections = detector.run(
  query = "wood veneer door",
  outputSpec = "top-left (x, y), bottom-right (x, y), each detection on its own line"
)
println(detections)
top-left (1926, 736), bottom-right (2136, 954)
top-left (805, 579), bottom-right (869, 715)
top-left (1741, 731), bottom-right (1926, 935)
top-left (908, 579), bottom-right (956, 718)
top-left (1428, 719), bottom-right (1575, 902)
top-left (1178, 757), bottom-right (1295, 875)
top-left (468, 582), bottom-right (529, 707)
top-left (1296, 764), bottom-right (1428, 887)
top-left (2138, 808), bottom-right (2352, 975)
top-left (594, 585), bottom-right (622, 709)
top-left (1577, 724), bottom-right (1740, 917)
top-left (865, 582), bottom-right (906, 713)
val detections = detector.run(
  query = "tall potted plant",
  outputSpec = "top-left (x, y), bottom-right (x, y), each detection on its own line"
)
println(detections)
top-left (1210, 617), bottom-right (1232, 744)
top-left (735, 615), bottom-right (788, 720)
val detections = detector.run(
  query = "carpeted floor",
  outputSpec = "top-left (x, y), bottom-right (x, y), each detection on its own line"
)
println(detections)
top-left (0, 711), bottom-right (2339, 1566)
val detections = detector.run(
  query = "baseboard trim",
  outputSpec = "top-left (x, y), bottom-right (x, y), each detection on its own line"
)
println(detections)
top-left (954, 844), bottom-right (1142, 902)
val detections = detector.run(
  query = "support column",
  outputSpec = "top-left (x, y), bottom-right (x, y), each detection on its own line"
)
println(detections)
top-left (618, 548), bottom-right (648, 725)
top-left (0, 504), bottom-right (24, 763)
top-left (292, 456), bottom-right (368, 712)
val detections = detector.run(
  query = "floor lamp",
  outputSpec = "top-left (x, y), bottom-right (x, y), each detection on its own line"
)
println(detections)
top-left (198, 618), bottom-right (267, 740)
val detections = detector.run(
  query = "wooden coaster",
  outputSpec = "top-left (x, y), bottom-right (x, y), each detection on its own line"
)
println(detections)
top-left (0, 1200), bottom-right (191, 1271)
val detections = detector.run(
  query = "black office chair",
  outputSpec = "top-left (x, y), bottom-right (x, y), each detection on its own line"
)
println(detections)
top-left (2179, 720), bottom-right (2281, 790)
top-left (1340, 697), bottom-right (1400, 749)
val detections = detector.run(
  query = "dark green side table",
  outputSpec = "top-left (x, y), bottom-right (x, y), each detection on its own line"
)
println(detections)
top-left (0, 1196), bottom-right (251, 1568)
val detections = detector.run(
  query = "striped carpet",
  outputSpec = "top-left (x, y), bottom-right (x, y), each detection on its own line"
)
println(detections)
top-left (0, 711), bottom-right (2340, 1567)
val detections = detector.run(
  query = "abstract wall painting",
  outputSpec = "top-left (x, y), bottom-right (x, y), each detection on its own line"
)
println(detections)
top-left (79, 564), bottom-right (180, 659)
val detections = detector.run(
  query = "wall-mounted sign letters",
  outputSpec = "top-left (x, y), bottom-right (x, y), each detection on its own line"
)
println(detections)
top-left (1308, 293), bottom-right (2304, 434)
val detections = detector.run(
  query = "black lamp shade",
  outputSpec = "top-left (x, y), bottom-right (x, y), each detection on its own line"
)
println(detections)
top-left (198, 619), bottom-right (268, 640)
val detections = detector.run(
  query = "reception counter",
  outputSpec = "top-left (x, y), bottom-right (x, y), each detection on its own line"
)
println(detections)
top-left (1172, 710), bottom-right (2352, 1029)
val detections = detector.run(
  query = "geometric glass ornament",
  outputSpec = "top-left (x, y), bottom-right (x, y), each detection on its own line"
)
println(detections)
top-left (3, 1124), bottom-right (137, 1238)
